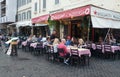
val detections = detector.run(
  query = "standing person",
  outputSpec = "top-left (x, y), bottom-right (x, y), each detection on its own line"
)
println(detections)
top-left (50, 30), bottom-right (57, 44)
top-left (11, 39), bottom-right (18, 56)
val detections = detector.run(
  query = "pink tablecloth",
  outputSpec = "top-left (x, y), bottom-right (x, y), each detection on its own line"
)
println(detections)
top-left (111, 46), bottom-right (120, 53)
top-left (22, 41), bottom-right (27, 46)
top-left (30, 43), bottom-right (37, 48)
top-left (67, 47), bottom-right (91, 57)
top-left (94, 45), bottom-right (120, 53)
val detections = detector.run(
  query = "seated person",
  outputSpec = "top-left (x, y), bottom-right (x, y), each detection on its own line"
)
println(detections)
top-left (58, 39), bottom-right (70, 65)
top-left (98, 36), bottom-right (104, 44)
top-left (31, 35), bottom-right (38, 42)
top-left (53, 38), bottom-right (60, 53)
top-left (106, 33), bottom-right (116, 45)
top-left (110, 33), bottom-right (116, 45)
top-left (78, 38), bottom-right (84, 48)
top-left (43, 36), bottom-right (51, 46)
top-left (65, 36), bottom-right (71, 46)
top-left (26, 35), bottom-right (33, 42)
top-left (71, 37), bottom-right (78, 46)
top-left (37, 35), bottom-right (42, 42)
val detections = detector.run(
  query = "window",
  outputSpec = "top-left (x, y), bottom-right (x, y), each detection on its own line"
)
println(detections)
top-left (21, 0), bottom-right (24, 6)
top-left (21, 0), bottom-right (26, 6)
top-left (43, 0), bottom-right (46, 9)
top-left (55, 0), bottom-right (59, 5)
top-left (27, 10), bottom-right (31, 20)
top-left (27, 0), bottom-right (31, 3)
top-left (24, 12), bottom-right (26, 20)
top-left (17, 0), bottom-right (21, 8)
top-left (39, 0), bottom-right (41, 12)
top-left (18, 14), bottom-right (21, 21)
top-left (22, 12), bottom-right (26, 20)
top-left (34, 2), bottom-right (37, 12)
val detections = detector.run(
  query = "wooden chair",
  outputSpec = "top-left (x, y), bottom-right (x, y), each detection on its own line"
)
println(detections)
top-left (70, 48), bottom-right (80, 66)
top-left (35, 42), bottom-right (44, 55)
top-left (46, 46), bottom-right (54, 61)
top-left (104, 44), bottom-right (116, 59)
top-left (57, 48), bottom-right (65, 63)
top-left (86, 42), bottom-right (94, 56)
top-left (95, 44), bottom-right (103, 58)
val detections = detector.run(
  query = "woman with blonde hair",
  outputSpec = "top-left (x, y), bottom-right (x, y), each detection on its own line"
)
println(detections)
top-left (53, 38), bottom-right (60, 45)
top-left (53, 38), bottom-right (60, 53)
top-left (78, 38), bottom-right (84, 48)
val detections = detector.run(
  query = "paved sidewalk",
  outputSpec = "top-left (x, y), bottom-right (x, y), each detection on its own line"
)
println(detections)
top-left (0, 47), bottom-right (120, 77)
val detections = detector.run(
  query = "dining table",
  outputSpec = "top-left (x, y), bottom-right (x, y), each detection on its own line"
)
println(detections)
top-left (67, 46), bottom-right (91, 57)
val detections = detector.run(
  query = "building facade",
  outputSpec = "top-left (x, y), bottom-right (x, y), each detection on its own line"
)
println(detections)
top-left (32, 0), bottom-right (120, 39)
top-left (32, 0), bottom-right (120, 18)
top-left (0, 0), bottom-right (17, 35)
top-left (16, 0), bottom-right (32, 36)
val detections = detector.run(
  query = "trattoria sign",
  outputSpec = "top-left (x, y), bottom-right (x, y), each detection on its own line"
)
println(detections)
top-left (91, 6), bottom-right (120, 21)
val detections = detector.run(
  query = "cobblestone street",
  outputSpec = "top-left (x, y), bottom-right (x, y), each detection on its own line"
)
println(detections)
top-left (0, 47), bottom-right (120, 77)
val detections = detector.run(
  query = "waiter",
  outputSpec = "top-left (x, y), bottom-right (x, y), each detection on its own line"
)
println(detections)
top-left (11, 39), bottom-right (18, 56)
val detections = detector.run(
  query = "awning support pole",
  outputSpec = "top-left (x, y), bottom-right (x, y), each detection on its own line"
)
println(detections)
top-left (104, 28), bottom-right (111, 43)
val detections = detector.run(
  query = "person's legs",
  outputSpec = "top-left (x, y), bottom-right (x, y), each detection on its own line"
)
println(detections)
top-left (64, 53), bottom-right (70, 65)
top-left (14, 45), bottom-right (17, 56)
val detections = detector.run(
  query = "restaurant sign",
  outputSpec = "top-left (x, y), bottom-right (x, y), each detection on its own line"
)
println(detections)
top-left (91, 6), bottom-right (120, 21)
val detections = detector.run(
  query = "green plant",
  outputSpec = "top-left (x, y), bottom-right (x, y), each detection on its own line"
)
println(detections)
top-left (47, 16), bottom-right (58, 28)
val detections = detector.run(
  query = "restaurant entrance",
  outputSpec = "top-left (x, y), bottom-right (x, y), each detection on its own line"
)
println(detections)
top-left (33, 26), bottom-right (49, 37)
top-left (70, 16), bottom-right (91, 41)
top-left (19, 26), bottom-right (31, 36)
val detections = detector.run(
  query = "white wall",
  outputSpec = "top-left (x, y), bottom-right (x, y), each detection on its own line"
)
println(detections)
top-left (32, 0), bottom-right (120, 18)
top-left (18, 3), bottom-right (32, 12)
top-left (0, 0), bottom-right (17, 23)
top-left (6, 0), bottom-right (17, 22)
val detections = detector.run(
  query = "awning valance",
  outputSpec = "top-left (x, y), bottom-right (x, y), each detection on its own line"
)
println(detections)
top-left (32, 5), bottom-right (90, 23)
top-left (51, 5), bottom-right (90, 20)
top-left (16, 21), bottom-right (32, 27)
top-left (32, 14), bottom-right (49, 23)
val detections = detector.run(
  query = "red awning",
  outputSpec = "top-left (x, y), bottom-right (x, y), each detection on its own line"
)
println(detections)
top-left (51, 5), bottom-right (91, 20)
top-left (32, 5), bottom-right (91, 23)
top-left (32, 14), bottom-right (49, 23)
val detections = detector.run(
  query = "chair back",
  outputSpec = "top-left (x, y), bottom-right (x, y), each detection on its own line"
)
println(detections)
top-left (36, 42), bottom-right (43, 48)
top-left (57, 48), bottom-right (64, 53)
top-left (70, 48), bottom-right (79, 56)
top-left (86, 42), bottom-right (92, 49)
top-left (46, 45), bottom-right (54, 53)
top-left (96, 44), bottom-right (102, 50)
top-left (104, 44), bottom-right (112, 52)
